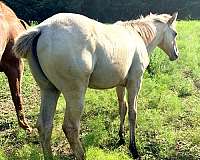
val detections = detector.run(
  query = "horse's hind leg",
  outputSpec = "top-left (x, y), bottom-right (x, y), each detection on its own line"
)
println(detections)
top-left (62, 84), bottom-right (87, 160)
top-left (4, 60), bottom-right (31, 132)
top-left (26, 52), bottom-right (60, 159)
top-left (36, 87), bottom-right (60, 160)
top-left (116, 86), bottom-right (127, 145)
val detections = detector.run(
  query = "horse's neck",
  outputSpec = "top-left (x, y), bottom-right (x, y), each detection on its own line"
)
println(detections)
top-left (131, 21), bottom-right (163, 55)
top-left (117, 20), bottom-right (164, 55)
top-left (145, 23), bottom-right (163, 54)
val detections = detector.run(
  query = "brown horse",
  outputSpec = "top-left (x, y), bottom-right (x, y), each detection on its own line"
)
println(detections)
top-left (0, 2), bottom-right (31, 131)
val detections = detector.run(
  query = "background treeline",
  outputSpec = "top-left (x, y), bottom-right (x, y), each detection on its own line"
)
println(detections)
top-left (4, 0), bottom-right (200, 23)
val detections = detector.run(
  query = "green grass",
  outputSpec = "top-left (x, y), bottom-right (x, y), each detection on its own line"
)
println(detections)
top-left (0, 20), bottom-right (200, 159)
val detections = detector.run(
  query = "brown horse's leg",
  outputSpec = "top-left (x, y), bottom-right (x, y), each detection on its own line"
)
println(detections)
top-left (116, 86), bottom-right (127, 145)
top-left (4, 61), bottom-right (31, 132)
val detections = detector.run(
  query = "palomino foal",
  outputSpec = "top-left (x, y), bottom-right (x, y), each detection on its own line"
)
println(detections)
top-left (13, 12), bottom-right (179, 159)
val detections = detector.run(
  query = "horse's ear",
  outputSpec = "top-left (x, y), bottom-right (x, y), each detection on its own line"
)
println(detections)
top-left (167, 12), bottom-right (178, 25)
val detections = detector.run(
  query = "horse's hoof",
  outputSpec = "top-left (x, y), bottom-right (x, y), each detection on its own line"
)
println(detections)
top-left (19, 121), bottom-right (32, 133)
top-left (26, 126), bottom-right (33, 134)
top-left (22, 125), bottom-right (33, 134)
top-left (129, 144), bottom-right (140, 159)
top-left (117, 138), bottom-right (126, 146)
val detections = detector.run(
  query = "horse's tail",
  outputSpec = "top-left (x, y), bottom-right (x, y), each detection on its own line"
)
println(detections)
top-left (13, 27), bottom-right (41, 58)
top-left (19, 19), bottom-right (30, 30)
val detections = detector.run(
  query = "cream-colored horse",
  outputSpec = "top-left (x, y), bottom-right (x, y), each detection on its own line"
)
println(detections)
top-left (13, 12), bottom-right (179, 160)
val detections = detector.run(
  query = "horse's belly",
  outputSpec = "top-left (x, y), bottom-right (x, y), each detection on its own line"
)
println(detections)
top-left (88, 51), bottom-right (133, 89)
top-left (88, 66), bottom-right (128, 89)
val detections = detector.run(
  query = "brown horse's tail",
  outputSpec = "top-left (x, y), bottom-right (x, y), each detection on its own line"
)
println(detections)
top-left (13, 28), bottom-right (41, 58)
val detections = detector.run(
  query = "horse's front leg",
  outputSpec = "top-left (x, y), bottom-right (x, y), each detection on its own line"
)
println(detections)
top-left (116, 86), bottom-right (127, 145)
top-left (37, 87), bottom-right (60, 160)
top-left (126, 75), bottom-right (143, 159)
top-left (4, 63), bottom-right (31, 132)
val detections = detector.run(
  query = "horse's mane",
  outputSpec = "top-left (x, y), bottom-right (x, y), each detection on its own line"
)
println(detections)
top-left (117, 13), bottom-right (172, 45)
top-left (0, 1), bottom-right (18, 18)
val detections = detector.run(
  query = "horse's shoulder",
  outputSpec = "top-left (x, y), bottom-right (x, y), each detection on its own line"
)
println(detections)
top-left (132, 39), bottom-right (149, 72)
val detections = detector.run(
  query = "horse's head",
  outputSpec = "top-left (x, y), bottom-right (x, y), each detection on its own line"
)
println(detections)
top-left (158, 12), bottom-right (179, 61)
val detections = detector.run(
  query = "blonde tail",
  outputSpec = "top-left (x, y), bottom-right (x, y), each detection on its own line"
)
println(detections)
top-left (13, 28), bottom-right (41, 58)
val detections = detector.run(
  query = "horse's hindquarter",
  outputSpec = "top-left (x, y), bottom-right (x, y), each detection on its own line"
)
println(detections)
top-left (36, 15), bottom-right (97, 91)
top-left (0, 16), bottom-right (8, 61)
top-left (0, 15), bottom-right (26, 71)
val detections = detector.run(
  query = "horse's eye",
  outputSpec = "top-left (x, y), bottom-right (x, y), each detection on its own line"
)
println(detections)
top-left (174, 31), bottom-right (177, 37)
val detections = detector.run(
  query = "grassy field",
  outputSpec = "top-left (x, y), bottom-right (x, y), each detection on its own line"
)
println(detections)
top-left (0, 21), bottom-right (200, 160)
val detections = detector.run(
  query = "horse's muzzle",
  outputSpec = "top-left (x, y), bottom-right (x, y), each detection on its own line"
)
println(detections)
top-left (170, 51), bottom-right (179, 61)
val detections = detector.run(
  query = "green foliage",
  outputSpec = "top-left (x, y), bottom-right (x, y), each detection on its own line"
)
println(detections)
top-left (1, 21), bottom-right (200, 159)
top-left (4, 0), bottom-right (200, 23)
